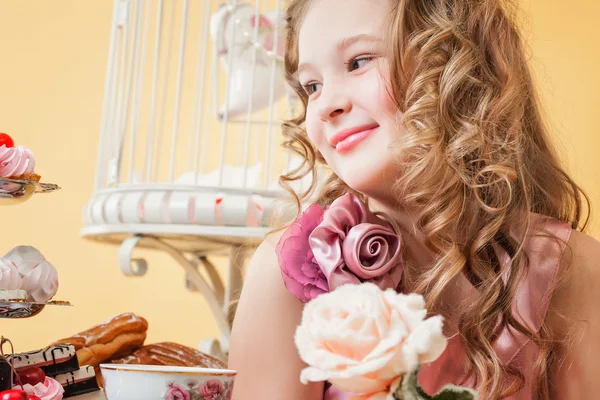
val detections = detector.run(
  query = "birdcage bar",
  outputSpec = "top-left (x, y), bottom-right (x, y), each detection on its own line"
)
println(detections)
top-left (95, 0), bottom-right (122, 191)
top-left (145, 0), bottom-right (164, 183)
top-left (190, 0), bottom-right (212, 181)
top-left (241, 0), bottom-right (262, 189)
top-left (110, 0), bottom-right (132, 188)
top-left (107, 1), bottom-right (131, 189)
top-left (263, 0), bottom-right (282, 188)
top-left (128, 0), bottom-right (152, 183)
top-left (153, 0), bottom-right (178, 183)
top-left (217, 0), bottom-right (240, 188)
top-left (117, 0), bottom-right (143, 185)
top-left (168, 0), bottom-right (190, 183)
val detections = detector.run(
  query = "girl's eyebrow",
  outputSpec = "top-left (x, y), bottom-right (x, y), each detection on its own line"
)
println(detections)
top-left (335, 34), bottom-right (383, 51)
top-left (298, 34), bottom-right (383, 75)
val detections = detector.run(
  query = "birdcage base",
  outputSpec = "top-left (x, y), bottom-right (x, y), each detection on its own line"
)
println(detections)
top-left (81, 223), bottom-right (268, 253)
top-left (81, 186), bottom-right (291, 252)
top-left (113, 234), bottom-right (253, 358)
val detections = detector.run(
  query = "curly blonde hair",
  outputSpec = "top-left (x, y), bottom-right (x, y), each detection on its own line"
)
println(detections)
top-left (279, 0), bottom-right (590, 398)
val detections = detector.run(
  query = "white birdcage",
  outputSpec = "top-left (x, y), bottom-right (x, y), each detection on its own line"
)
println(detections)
top-left (81, 0), bottom-right (320, 358)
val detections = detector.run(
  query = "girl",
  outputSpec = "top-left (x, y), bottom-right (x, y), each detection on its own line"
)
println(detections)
top-left (228, 0), bottom-right (600, 398)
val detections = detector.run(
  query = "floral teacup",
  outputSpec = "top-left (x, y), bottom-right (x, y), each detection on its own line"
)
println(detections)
top-left (100, 364), bottom-right (236, 400)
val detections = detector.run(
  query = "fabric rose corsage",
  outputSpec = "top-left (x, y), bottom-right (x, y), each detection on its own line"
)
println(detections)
top-left (276, 193), bottom-right (403, 303)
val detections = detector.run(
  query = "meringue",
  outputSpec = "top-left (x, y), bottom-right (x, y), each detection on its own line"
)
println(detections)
top-left (0, 258), bottom-right (21, 289)
top-left (4, 245), bottom-right (46, 277)
top-left (20, 261), bottom-right (59, 303)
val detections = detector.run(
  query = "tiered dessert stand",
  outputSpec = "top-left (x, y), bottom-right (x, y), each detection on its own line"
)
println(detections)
top-left (0, 176), bottom-right (64, 391)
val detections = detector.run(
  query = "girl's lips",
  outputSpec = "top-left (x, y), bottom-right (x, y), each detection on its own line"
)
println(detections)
top-left (335, 126), bottom-right (378, 153)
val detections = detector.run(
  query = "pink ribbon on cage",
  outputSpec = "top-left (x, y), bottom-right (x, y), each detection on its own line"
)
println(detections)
top-left (215, 195), bottom-right (225, 226)
top-left (246, 195), bottom-right (264, 227)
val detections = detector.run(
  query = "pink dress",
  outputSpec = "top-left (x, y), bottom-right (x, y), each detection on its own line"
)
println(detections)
top-left (324, 214), bottom-right (572, 399)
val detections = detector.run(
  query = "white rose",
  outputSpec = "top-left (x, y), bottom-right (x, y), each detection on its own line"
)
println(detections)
top-left (295, 283), bottom-right (447, 396)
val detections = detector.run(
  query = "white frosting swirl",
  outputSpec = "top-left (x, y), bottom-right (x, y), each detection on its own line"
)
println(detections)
top-left (0, 145), bottom-right (35, 177)
top-left (0, 259), bottom-right (21, 290)
top-left (16, 377), bottom-right (65, 400)
top-left (20, 260), bottom-right (59, 302)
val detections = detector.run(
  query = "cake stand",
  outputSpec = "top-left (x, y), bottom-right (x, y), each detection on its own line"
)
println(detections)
top-left (0, 176), bottom-right (77, 397)
top-left (0, 176), bottom-right (67, 319)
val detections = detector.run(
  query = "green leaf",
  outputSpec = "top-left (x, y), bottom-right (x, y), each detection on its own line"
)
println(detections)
top-left (431, 385), bottom-right (479, 400)
top-left (394, 367), bottom-right (432, 400)
top-left (392, 367), bottom-right (478, 400)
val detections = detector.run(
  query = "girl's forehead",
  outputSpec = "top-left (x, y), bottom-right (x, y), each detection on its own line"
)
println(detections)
top-left (298, 0), bottom-right (389, 61)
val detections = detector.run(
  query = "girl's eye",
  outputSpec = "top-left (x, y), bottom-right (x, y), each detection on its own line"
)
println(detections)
top-left (300, 56), bottom-right (376, 96)
top-left (302, 82), bottom-right (322, 96)
top-left (346, 56), bottom-right (375, 71)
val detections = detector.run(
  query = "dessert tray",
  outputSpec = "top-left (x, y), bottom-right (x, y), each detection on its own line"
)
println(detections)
top-left (0, 300), bottom-right (72, 319)
top-left (1, 337), bottom-right (104, 399)
top-left (0, 177), bottom-right (60, 204)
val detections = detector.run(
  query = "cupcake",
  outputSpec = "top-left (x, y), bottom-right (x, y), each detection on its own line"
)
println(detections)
top-left (0, 258), bottom-right (27, 301)
top-left (14, 376), bottom-right (65, 400)
top-left (0, 133), bottom-right (40, 182)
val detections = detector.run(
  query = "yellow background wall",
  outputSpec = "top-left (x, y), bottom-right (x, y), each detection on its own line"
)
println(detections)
top-left (0, 0), bottom-right (598, 352)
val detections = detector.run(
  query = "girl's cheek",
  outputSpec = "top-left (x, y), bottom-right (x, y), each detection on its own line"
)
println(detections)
top-left (305, 106), bottom-right (323, 146)
top-left (375, 63), bottom-right (398, 117)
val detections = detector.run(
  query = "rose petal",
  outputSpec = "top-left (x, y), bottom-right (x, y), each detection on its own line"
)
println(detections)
top-left (328, 374), bottom-right (394, 394)
top-left (276, 203), bottom-right (328, 302)
top-left (404, 316), bottom-right (447, 365)
top-left (349, 392), bottom-right (392, 400)
top-left (310, 194), bottom-right (371, 289)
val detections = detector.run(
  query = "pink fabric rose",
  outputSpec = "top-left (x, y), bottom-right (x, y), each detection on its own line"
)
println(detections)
top-left (310, 193), bottom-right (403, 291)
top-left (277, 203), bottom-right (329, 303)
top-left (199, 379), bottom-right (223, 399)
top-left (165, 383), bottom-right (190, 400)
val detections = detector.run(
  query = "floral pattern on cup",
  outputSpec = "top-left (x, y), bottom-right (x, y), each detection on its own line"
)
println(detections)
top-left (165, 380), bottom-right (233, 400)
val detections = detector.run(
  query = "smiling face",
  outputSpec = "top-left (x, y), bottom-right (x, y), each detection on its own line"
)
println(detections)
top-left (297, 0), bottom-right (403, 202)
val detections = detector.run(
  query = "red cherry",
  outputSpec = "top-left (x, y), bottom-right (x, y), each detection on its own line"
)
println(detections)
top-left (16, 367), bottom-right (45, 387)
top-left (0, 389), bottom-right (28, 400)
top-left (0, 133), bottom-right (14, 148)
top-left (27, 396), bottom-right (41, 400)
